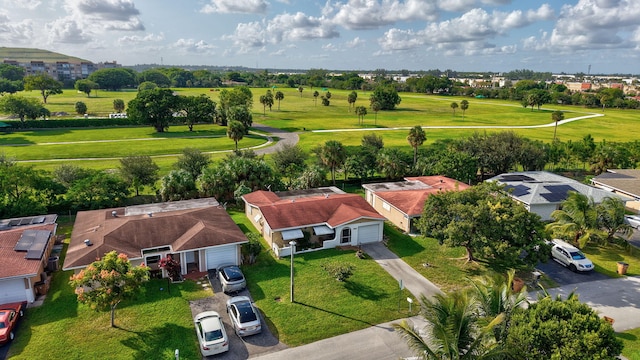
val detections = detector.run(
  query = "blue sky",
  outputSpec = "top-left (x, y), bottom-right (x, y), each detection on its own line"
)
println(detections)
top-left (1, 0), bottom-right (638, 74)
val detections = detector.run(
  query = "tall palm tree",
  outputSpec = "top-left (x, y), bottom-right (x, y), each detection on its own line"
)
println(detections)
top-left (450, 101), bottom-right (459, 116)
top-left (460, 100), bottom-right (469, 119)
top-left (407, 125), bottom-right (426, 167)
top-left (545, 191), bottom-right (605, 248)
top-left (552, 110), bottom-right (564, 142)
top-left (275, 91), bottom-right (284, 110)
top-left (393, 291), bottom-right (504, 360)
top-left (596, 197), bottom-right (633, 242)
top-left (319, 140), bottom-right (345, 185)
top-left (227, 120), bottom-right (245, 150)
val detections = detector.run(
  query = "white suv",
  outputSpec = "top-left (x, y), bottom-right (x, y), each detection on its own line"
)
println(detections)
top-left (550, 239), bottom-right (594, 272)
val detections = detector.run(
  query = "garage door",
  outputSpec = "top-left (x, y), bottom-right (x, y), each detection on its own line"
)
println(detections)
top-left (0, 278), bottom-right (27, 303)
top-left (205, 245), bottom-right (238, 270)
top-left (357, 224), bottom-right (381, 244)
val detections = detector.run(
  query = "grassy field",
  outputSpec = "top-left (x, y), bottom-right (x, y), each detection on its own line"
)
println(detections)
top-left (618, 327), bottom-right (640, 360)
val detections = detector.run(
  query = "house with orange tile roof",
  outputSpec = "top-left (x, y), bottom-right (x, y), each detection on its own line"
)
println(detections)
top-left (63, 198), bottom-right (247, 278)
top-left (0, 215), bottom-right (58, 303)
top-left (242, 187), bottom-right (386, 257)
top-left (362, 176), bottom-right (470, 233)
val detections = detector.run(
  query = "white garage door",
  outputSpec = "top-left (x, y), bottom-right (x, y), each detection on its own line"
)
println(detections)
top-left (357, 224), bottom-right (381, 244)
top-left (0, 278), bottom-right (27, 303)
top-left (205, 245), bottom-right (238, 270)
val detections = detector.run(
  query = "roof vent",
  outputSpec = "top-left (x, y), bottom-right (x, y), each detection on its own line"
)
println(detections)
top-left (291, 199), bottom-right (295, 203)
top-left (440, 179), bottom-right (444, 183)
top-left (84, 239), bottom-right (93, 246)
top-left (324, 193), bottom-right (329, 198)
top-left (111, 210), bottom-right (117, 217)
top-left (148, 212), bottom-right (153, 217)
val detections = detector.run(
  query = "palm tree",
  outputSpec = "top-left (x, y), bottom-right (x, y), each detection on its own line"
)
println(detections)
top-left (460, 100), bottom-right (469, 119)
top-left (347, 91), bottom-right (357, 112)
top-left (275, 91), bottom-right (284, 110)
top-left (298, 86), bottom-right (303, 97)
top-left (407, 125), bottom-right (426, 167)
top-left (313, 90), bottom-right (319, 106)
top-left (319, 140), bottom-right (346, 185)
top-left (597, 197), bottom-right (633, 242)
top-left (451, 102), bottom-right (459, 116)
top-left (545, 191), bottom-right (605, 248)
top-left (371, 101), bottom-right (381, 124)
top-left (552, 110), bottom-right (564, 142)
top-left (355, 105), bottom-right (367, 125)
top-left (227, 120), bottom-right (245, 150)
top-left (393, 291), bottom-right (504, 360)
top-left (470, 269), bottom-right (528, 343)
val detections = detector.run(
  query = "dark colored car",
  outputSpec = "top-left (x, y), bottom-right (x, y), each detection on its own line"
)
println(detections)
top-left (0, 301), bottom-right (27, 344)
top-left (217, 264), bottom-right (246, 293)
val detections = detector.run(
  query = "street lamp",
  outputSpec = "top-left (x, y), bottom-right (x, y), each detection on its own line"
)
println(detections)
top-left (289, 240), bottom-right (297, 303)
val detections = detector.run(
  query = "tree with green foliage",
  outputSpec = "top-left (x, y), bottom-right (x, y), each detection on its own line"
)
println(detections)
top-left (23, 73), bottom-right (63, 104)
top-left (291, 165), bottom-right (327, 190)
top-left (0, 64), bottom-right (25, 81)
top-left (272, 144), bottom-right (308, 188)
top-left (174, 147), bottom-right (210, 180)
top-left (450, 101), bottom-right (459, 115)
top-left (407, 125), bottom-right (426, 167)
top-left (227, 105), bottom-right (252, 133)
top-left (198, 154), bottom-right (280, 202)
top-left (347, 91), bottom-right (358, 112)
top-left (369, 85), bottom-right (401, 110)
top-left (137, 81), bottom-right (157, 91)
top-left (298, 86), bottom-right (303, 97)
top-left (75, 101), bottom-right (87, 115)
top-left (70, 251), bottom-right (150, 328)
top-left (67, 171), bottom-right (129, 210)
top-left (218, 86), bottom-right (253, 125)
top-left (0, 161), bottom-right (64, 218)
top-left (318, 140), bottom-right (346, 185)
top-left (180, 94), bottom-right (216, 131)
top-left (393, 290), bottom-right (504, 360)
top-left (371, 101), bottom-right (381, 124)
top-left (460, 99), bottom-right (469, 119)
top-left (88, 68), bottom-right (136, 91)
top-left (242, 233), bottom-right (263, 265)
top-left (313, 90), bottom-right (320, 106)
top-left (504, 294), bottom-right (622, 359)
top-left (597, 197), bottom-right (633, 242)
top-left (0, 95), bottom-right (47, 124)
top-left (259, 90), bottom-right (274, 115)
top-left (53, 164), bottom-right (92, 189)
top-left (377, 147), bottom-right (410, 179)
top-left (355, 105), bottom-right (367, 124)
top-left (321, 96), bottom-right (330, 106)
top-left (119, 155), bottom-right (160, 196)
top-left (227, 120), bottom-right (246, 150)
top-left (0, 78), bottom-right (23, 94)
top-left (275, 90), bottom-right (284, 110)
top-left (545, 191), bottom-right (605, 248)
top-left (418, 182), bottom-right (549, 266)
top-left (321, 262), bottom-right (354, 282)
top-left (113, 99), bottom-right (125, 113)
top-left (552, 110), bottom-right (564, 142)
top-left (139, 69), bottom-right (171, 87)
top-left (74, 79), bottom-right (99, 97)
top-left (160, 169), bottom-right (197, 201)
top-left (127, 88), bottom-right (180, 132)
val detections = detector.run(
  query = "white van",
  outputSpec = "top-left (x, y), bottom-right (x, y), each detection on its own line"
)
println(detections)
top-left (550, 239), bottom-right (594, 272)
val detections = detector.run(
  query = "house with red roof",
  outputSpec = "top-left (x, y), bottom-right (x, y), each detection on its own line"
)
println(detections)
top-left (0, 215), bottom-right (58, 303)
top-left (242, 187), bottom-right (386, 257)
top-left (63, 198), bottom-right (248, 278)
top-left (362, 176), bottom-right (470, 233)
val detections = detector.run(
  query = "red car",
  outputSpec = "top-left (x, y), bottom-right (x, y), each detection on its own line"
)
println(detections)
top-left (0, 301), bottom-right (27, 344)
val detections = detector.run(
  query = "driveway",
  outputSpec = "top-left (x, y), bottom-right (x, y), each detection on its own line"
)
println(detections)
top-left (189, 271), bottom-right (287, 360)
top-left (536, 257), bottom-right (609, 287)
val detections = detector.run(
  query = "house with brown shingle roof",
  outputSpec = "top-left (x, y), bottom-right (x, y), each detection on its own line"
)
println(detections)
top-left (63, 198), bottom-right (248, 277)
top-left (0, 215), bottom-right (58, 303)
top-left (241, 187), bottom-right (386, 258)
top-left (591, 169), bottom-right (640, 213)
top-left (362, 176), bottom-right (470, 233)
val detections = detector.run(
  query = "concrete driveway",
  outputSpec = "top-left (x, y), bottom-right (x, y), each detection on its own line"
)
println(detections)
top-left (536, 257), bottom-right (609, 287)
top-left (189, 271), bottom-right (287, 360)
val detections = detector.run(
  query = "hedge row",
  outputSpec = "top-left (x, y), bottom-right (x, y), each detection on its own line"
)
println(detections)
top-left (1, 118), bottom-right (187, 129)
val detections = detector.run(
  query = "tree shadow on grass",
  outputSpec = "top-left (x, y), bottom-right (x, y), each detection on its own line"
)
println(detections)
top-left (343, 280), bottom-right (389, 301)
top-left (296, 301), bottom-right (375, 327)
top-left (119, 322), bottom-right (199, 360)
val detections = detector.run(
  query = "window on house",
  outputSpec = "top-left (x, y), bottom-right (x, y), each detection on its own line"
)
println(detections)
top-left (341, 228), bottom-right (351, 244)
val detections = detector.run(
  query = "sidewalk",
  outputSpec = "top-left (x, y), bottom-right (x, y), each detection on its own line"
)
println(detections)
top-left (361, 242), bottom-right (442, 300)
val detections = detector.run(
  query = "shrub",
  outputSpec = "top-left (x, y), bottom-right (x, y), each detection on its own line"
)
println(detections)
top-left (321, 262), bottom-right (355, 281)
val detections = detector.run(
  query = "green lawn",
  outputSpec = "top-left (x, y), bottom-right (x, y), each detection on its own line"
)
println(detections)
top-left (229, 210), bottom-right (415, 346)
top-left (618, 327), bottom-right (640, 360)
top-left (583, 241), bottom-right (640, 277)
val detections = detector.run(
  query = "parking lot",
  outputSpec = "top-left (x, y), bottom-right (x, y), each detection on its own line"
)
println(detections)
top-left (189, 270), bottom-right (288, 360)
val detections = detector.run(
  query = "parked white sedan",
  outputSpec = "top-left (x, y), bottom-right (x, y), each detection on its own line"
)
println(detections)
top-left (226, 296), bottom-right (262, 337)
top-left (194, 311), bottom-right (229, 356)
top-left (624, 215), bottom-right (640, 229)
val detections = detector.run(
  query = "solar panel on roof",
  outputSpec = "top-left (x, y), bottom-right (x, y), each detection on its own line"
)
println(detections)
top-left (8, 219), bottom-right (20, 226)
top-left (504, 184), bottom-right (531, 197)
top-left (14, 230), bottom-right (51, 260)
top-left (500, 174), bottom-right (535, 182)
top-left (14, 231), bottom-right (36, 251)
top-left (32, 216), bottom-right (46, 224)
top-left (19, 218), bottom-right (32, 225)
top-left (540, 185), bottom-right (577, 202)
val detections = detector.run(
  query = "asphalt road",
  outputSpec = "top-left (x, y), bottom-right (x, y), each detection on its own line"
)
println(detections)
top-left (536, 257), bottom-right (609, 287)
top-left (189, 270), bottom-right (287, 360)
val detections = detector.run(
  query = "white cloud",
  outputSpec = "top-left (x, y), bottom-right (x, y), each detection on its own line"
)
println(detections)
top-left (46, 17), bottom-right (92, 43)
top-left (331, 0), bottom-right (438, 30)
top-left (172, 38), bottom-right (217, 54)
top-left (117, 32), bottom-right (164, 45)
top-left (0, 12), bottom-right (34, 43)
top-left (64, 0), bottom-right (144, 31)
top-left (200, 0), bottom-right (268, 14)
top-left (438, 0), bottom-right (476, 12)
top-left (322, 43), bottom-right (338, 51)
top-left (3, 0), bottom-right (42, 10)
top-left (538, 0), bottom-right (640, 51)
top-left (346, 36), bottom-right (366, 48)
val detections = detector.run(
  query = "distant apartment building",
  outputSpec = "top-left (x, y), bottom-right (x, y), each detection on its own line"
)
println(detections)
top-left (2, 59), bottom-right (121, 81)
